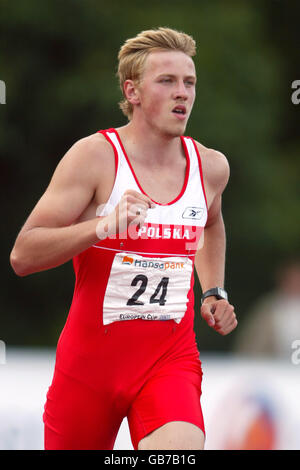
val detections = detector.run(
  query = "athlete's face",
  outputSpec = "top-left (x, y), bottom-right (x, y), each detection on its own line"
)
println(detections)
top-left (133, 50), bottom-right (196, 137)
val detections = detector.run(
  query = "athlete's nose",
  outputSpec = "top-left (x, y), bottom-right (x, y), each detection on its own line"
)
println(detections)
top-left (173, 80), bottom-right (188, 101)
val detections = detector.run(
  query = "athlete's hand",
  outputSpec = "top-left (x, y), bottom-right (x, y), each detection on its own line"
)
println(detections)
top-left (200, 298), bottom-right (237, 335)
top-left (108, 189), bottom-right (155, 235)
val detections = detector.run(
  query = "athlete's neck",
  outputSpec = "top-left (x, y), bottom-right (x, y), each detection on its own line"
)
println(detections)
top-left (116, 122), bottom-right (183, 167)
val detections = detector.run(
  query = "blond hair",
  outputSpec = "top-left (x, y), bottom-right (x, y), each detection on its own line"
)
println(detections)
top-left (117, 27), bottom-right (196, 120)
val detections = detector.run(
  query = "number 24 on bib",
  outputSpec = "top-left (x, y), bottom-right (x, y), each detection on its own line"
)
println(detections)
top-left (102, 252), bottom-right (193, 325)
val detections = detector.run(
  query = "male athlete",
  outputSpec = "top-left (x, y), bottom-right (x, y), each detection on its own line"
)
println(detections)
top-left (10, 27), bottom-right (237, 450)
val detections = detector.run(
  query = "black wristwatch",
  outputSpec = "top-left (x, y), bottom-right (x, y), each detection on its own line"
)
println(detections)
top-left (201, 287), bottom-right (228, 305)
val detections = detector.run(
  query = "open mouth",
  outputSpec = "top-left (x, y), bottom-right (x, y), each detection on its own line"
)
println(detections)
top-left (172, 105), bottom-right (187, 117)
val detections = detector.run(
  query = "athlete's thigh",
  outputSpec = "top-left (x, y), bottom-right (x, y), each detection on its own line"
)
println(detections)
top-left (43, 367), bottom-right (122, 450)
top-left (128, 369), bottom-right (205, 450)
top-left (138, 420), bottom-right (205, 450)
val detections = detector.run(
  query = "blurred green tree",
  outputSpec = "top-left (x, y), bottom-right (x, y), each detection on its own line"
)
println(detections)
top-left (1, 0), bottom-right (299, 350)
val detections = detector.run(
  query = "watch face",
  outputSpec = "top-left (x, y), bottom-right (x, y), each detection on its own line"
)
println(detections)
top-left (217, 288), bottom-right (228, 300)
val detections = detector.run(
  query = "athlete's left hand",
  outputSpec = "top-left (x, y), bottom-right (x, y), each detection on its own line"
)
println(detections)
top-left (200, 298), bottom-right (237, 335)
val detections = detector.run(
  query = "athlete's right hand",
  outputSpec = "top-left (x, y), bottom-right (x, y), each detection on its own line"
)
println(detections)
top-left (99, 190), bottom-right (155, 239)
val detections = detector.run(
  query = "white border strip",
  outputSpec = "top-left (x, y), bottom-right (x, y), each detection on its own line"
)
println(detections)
top-left (92, 244), bottom-right (195, 257)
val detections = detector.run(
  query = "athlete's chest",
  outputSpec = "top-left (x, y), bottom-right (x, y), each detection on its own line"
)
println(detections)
top-left (127, 159), bottom-right (187, 205)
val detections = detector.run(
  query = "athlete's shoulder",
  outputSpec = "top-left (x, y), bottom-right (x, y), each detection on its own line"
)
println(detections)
top-left (192, 138), bottom-right (230, 192)
top-left (49, 130), bottom-right (116, 192)
top-left (66, 130), bottom-right (115, 167)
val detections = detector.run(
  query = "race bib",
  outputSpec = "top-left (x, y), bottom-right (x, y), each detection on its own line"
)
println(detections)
top-left (102, 252), bottom-right (193, 325)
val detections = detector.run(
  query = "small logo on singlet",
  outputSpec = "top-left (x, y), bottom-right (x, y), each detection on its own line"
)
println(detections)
top-left (182, 207), bottom-right (204, 220)
top-left (122, 256), bottom-right (134, 265)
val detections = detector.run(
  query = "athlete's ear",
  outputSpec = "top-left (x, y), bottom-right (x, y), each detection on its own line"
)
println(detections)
top-left (123, 80), bottom-right (140, 106)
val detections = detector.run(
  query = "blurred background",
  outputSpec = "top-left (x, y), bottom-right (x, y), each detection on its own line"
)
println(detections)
top-left (1, 0), bottom-right (299, 450)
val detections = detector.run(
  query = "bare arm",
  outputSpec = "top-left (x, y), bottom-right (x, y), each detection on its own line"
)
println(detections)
top-left (10, 135), bottom-right (114, 276)
top-left (10, 134), bottom-right (154, 277)
top-left (195, 198), bottom-right (226, 292)
top-left (195, 148), bottom-right (237, 335)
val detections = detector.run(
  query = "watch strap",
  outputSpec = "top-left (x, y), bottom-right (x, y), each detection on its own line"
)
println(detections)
top-left (201, 287), bottom-right (228, 304)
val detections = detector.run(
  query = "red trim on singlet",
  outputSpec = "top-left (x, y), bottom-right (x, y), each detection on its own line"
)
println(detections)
top-left (190, 138), bottom-right (208, 211)
top-left (109, 128), bottom-right (190, 207)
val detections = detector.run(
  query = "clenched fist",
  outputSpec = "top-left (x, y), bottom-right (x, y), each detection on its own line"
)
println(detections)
top-left (201, 298), bottom-right (237, 335)
top-left (97, 189), bottom-right (155, 239)
top-left (114, 189), bottom-right (155, 231)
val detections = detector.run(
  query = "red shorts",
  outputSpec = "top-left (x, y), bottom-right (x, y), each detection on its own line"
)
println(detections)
top-left (43, 319), bottom-right (205, 450)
